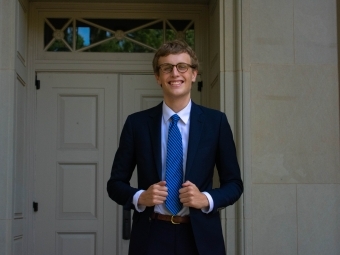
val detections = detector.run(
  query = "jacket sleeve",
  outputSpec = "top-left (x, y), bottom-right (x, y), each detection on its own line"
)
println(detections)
top-left (207, 113), bottom-right (243, 213)
top-left (107, 115), bottom-right (139, 210)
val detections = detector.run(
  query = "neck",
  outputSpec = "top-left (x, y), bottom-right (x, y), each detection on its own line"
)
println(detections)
top-left (164, 97), bottom-right (191, 113)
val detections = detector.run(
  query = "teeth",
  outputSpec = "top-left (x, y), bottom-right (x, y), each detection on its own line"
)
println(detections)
top-left (170, 81), bottom-right (182, 85)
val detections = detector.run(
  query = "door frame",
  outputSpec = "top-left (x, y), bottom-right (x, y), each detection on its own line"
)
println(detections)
top-left (26, 1), bottom-right (246, 254)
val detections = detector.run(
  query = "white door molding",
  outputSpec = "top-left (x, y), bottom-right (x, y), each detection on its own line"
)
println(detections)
top-left (209, 0), bottom-right (246, 254)
top-left (219, 1), bottom-right (246, 255)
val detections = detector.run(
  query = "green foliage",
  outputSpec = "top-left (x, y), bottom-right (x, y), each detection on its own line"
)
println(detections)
top-left (47, 21), bottom-right (195, 52)
top-left (48, 39), bottom-right (69, 52)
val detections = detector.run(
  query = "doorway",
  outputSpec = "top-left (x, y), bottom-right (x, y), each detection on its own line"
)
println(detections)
top-left (30, 3), bottom-right (209, 255)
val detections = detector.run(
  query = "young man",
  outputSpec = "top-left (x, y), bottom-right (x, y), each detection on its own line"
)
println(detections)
top-left (107, 40), bottom-right (243, 255)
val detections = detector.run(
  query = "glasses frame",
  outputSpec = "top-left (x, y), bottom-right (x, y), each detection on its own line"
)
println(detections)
top-left (157, 62), bottom-right (195, 74)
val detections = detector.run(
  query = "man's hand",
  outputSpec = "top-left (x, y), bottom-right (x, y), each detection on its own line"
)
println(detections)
top-left (138, 181), bottom-right (168, 207)
top-left (179, 181), bottom-right (209, 209)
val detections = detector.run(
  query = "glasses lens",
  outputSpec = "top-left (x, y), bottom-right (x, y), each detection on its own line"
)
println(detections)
top-left (161, 64), bottom-right (173, 73)
top-left (177, 63), bottom-right (189, 72)
top-left (159, 63), bottom-right (191, 73)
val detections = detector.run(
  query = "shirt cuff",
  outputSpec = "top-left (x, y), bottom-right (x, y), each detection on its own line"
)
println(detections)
top-left (201, 192), bottom-right (214, 213)
top-left (132, 190), bottom-right (146, 212)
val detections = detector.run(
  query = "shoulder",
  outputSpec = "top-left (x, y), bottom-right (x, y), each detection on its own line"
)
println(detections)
top-left (127, 102), bottom-right (162, 120)
top-left (190, 102), bottom-right (231, 132)
top-left (191, 102), bottom-right (226, 120)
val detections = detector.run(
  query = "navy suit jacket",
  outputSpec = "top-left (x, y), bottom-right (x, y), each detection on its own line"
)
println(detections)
top-left (107, 101), bottom-right (243, 255)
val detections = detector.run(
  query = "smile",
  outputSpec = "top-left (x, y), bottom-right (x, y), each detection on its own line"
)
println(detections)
top-left (169, 81), bottom-right (183, 86)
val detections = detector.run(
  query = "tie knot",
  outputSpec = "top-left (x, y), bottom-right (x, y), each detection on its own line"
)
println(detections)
top-left (171, 114), bottom-right (180, 124)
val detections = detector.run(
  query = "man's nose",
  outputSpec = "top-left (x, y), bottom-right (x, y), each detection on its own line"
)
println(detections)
top-left (170, 66), bottom-right (180, 75)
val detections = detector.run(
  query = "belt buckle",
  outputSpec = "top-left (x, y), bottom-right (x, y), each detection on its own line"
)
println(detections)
top-left (171, 215), bottom-right (180, 224)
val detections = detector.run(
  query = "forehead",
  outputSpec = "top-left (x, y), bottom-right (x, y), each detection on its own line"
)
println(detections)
top-left (158, 53), bottom-right (191, 64)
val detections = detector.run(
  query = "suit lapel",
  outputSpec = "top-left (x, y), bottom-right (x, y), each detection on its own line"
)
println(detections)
top-left (185, 102), bottom-right (204, 179)
top-left (148, 102), bottom-right (163, 180)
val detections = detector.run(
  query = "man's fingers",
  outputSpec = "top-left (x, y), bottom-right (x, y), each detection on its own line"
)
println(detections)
top-left (179, 180), bottom-right (197, 194)
top-left (148, 184), bottom-right (168, 195)
top-left (153, 181), bottom-right (167, 192)
top-left (177, 180), bottom-right (209, 209)
top-left (138, 181), bottom-right (170, 207)
top-left (149, 195), bottom-right (167, 205)
top-left (139, 191), bottom-right (167, 206)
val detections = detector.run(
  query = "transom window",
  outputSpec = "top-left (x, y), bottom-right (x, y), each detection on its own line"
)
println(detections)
top-left (44, 18), bottom-right (195, 53)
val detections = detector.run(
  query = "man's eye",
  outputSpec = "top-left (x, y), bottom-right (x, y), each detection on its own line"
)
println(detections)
top-left (177, 64), bottom-right (188, 70)
top-left (163, 65), bottom-right (172, 71)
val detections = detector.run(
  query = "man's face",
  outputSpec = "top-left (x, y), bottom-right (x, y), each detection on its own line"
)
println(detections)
top-left (155, 53), bottom-right (197, 103)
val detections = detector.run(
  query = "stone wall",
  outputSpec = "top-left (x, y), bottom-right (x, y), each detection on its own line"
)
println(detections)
top-left (242, 0), bottom-right (340, 254)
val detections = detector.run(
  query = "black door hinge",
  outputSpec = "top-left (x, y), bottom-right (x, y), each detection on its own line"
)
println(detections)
top-left (198, 81), bottom-right (203, 91)
top-left (35, 75), bottom-right (40, 90)
top-left (33, 202), bottom-right (38, 212)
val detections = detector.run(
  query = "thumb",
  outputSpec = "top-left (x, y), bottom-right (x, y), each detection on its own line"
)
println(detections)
top-left (157, 180), bottom-right (167, 186)
top-left (182, 180), bottom-right (193, 187)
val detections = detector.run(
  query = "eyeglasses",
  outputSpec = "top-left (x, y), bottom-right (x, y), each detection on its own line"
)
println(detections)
top-left (158, 63), bottom-right (195, 74)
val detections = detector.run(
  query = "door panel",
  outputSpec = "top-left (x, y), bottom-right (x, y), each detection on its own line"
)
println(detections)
top-left (35, 73), bottom-right (118, 255)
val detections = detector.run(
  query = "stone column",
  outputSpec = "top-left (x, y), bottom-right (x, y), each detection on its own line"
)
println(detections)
top-left (0, 0), bottom-right (17, 254)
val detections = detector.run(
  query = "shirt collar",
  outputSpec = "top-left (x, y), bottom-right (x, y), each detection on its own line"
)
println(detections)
top-left (162, 100), bottom-right (191, 124)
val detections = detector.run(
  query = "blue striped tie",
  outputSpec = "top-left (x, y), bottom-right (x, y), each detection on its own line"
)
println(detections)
top-left (165, 114), bottom-right (183, 215)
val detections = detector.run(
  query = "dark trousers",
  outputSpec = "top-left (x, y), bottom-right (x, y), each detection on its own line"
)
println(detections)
top-left (145, 219), bottom-right (200, 255)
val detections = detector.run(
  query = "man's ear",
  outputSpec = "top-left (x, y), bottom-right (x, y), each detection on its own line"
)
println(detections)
top-left (191, 69), bottom-right (198, 82)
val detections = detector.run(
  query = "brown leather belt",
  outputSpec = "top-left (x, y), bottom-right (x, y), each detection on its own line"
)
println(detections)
top-left (151, 212), bottom-right (190, 224)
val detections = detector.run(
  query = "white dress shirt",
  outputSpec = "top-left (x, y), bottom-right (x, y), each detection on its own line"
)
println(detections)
top-left (133, 100), bottom-right (214, 215)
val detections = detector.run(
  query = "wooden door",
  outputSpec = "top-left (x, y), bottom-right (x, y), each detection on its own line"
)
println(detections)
top-left (35, 72), bottom-right (118, 255)
top-left (35, 72), bottom-right (200, 254)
